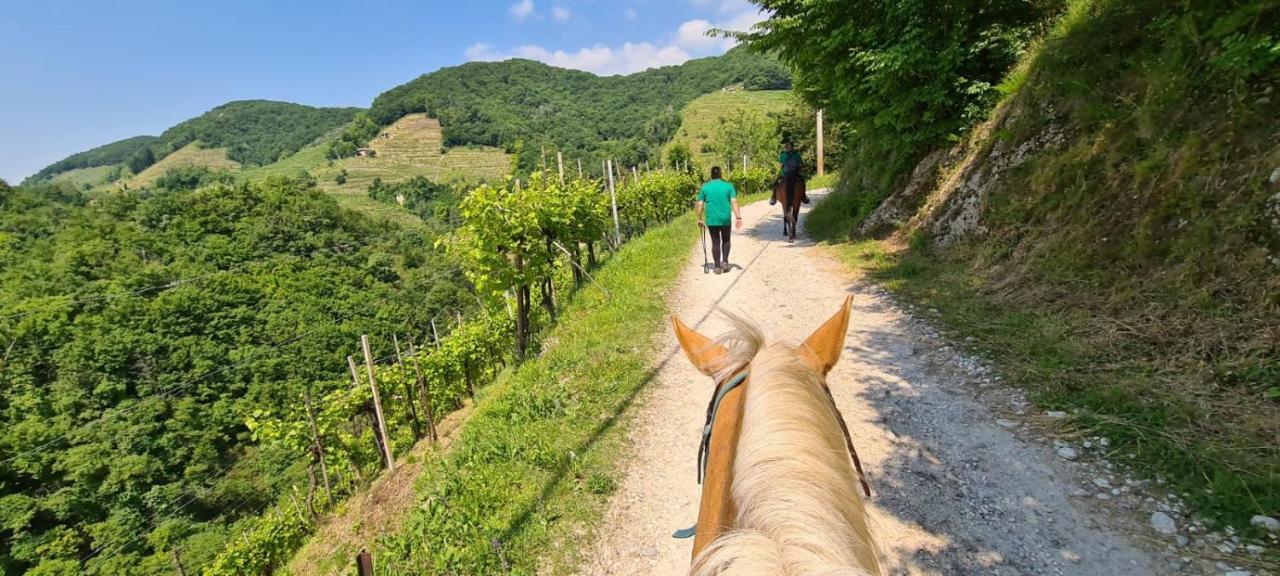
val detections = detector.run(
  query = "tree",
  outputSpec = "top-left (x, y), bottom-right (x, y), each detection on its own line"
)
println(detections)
top-left (127, 146), bottom-right (156, 174)
top-left (734, 0), bottom-right (1047, 164)
top-left (710, 108), bottom-right (777, 171)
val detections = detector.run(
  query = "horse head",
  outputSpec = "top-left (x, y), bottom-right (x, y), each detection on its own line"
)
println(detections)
top-left (672, 296), bottom-right (881, 575)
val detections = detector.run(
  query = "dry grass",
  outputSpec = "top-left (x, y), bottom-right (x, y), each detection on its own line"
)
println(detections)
top-left (286, 400), bottom-right (477, 576)
top-left (124, 143), bottom-right (240, 189)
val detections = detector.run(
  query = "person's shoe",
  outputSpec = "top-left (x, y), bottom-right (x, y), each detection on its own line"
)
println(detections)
top-left (713, 266), bottom-right (724, 275)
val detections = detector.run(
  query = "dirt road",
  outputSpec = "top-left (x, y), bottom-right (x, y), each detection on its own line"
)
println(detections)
top-left (580, 193), bottom-right (1198, 575)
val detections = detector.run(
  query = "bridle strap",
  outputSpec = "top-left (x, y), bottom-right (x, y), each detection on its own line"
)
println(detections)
top-left (822, 384), bottom-right (872, 498)
top-left (696, 369), bottom-right (750, 485)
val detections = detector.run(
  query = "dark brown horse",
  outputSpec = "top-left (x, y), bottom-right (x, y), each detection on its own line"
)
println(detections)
top-left (774, 176), bottom-right (805, 242)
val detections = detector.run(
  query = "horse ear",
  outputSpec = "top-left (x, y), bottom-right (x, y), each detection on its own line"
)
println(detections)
top-left (801, 296), bottom-right (854, 375)
top-left (672, 316), bottom-right (728, 377)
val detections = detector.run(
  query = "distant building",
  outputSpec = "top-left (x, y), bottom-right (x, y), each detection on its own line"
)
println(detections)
top-left (355, 148), bottom-right (377, 158)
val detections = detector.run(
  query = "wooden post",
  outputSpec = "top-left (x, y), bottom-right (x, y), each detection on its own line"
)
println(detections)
top-left (347, 355), bottom-right (361, 388)
top-left (431, 319), bottom-right (441, 349)
top-left (408, 337), bottom-right (438, 442)
top-left (816, 109), bottom-right (825, 177)
top-left (631, 165), bottom-right (638, 181)
top-left (644, 160), bottom-right (650, 173)
top-left (606, 159), bottom-right (621, 247)
top-left (356, 550), bottom-right (374, 576)
top-left (743, 154), bottom-right (748, 173)
top-left (577, 158), bottom-right (583, 179)
top-left (171, 549), bottom-right (187, 576)
top-left (303, 388), bottom-right (333, 501)
top-left (393, 334), bottom-right (421, 440)
top-left (347, 353), bottom-right (382, 475)
top-left (557, 151), bottom-right (565, 184)
top-left (361, 335), bottom-right (395, 471)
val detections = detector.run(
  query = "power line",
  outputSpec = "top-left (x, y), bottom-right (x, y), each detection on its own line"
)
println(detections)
top-left (0, 259), bottom-right (263, 322)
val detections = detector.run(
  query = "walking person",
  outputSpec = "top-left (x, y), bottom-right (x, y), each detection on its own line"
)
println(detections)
top-left (772, 141), bottom-right (810, 206)
top-left (696, 166), bottom-right (742, 274)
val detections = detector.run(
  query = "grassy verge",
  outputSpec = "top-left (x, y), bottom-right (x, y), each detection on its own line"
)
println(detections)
top-left (311, 210), bottom-right (700, 574)
top-left (821, 235), bottom-right (1278, 536)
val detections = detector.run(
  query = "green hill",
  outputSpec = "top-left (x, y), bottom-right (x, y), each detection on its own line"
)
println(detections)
top-left (670, 88), bottom-right (793, 168)
top-left (369, 46), bottom-right (790, 171)
top-left (25, 135), bottom-right (157, 184)
top-left (29, 101), bottom-right (359, 184)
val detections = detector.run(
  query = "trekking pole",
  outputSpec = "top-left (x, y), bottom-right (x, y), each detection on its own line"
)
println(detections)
top-left (700, 223), bottom-right (709, 274)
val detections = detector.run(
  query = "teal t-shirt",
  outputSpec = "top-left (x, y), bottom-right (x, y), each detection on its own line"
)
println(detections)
top-left (697, 179), bottom-right (737, 226)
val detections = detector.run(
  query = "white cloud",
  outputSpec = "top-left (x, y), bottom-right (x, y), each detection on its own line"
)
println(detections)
top-left (509, 0), bottom-right (535, 20)
top-left (464, 42), bottom-right (504, 61)
top-left (470, 42), bottom-right (691, 75)
top-left (465, 0), bottom-right (767, 75)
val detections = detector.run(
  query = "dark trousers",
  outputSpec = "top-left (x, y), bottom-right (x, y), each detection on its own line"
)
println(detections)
top-left (708, 224), bottom-right (731, 266)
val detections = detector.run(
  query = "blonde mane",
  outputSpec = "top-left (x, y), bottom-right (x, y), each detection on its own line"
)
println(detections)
top-left (694, 315), bottom-right (881, 576)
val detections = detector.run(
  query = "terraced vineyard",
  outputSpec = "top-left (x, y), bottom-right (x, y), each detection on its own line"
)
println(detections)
top-left (671, 89), bottom-right (792, 168)
top-left (125, 142), bottom-right (240, 188)
top-left (240, 114), bottom-right (511, 225)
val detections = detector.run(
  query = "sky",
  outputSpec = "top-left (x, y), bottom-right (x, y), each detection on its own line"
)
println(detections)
top-left (0, 0), bottom-right (765, 183)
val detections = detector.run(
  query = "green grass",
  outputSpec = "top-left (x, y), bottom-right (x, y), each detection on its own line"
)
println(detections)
top-left (49, 165), bottom-right (119, 190)
top-left (673, 89), bottom-right (792, 167)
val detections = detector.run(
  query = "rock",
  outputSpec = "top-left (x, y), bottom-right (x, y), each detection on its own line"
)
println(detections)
top-left (1175, 535), bottom-right (1189, 547)
top-left (1222, 571), bottom-right (1250, 576)
top-left (1151, 511), bottom-right (1178, 535)
top-left (1250, 515), bottom-right (1280, 532)
top-left (1057, 447), bottom-right (1079, 460)
top-left (1217, 542), bottom-right (1236, 554)
top-left (1245, 544), bottom-right (1264, 555)
top-left (996, 419), bottom-right (1017, 428)
top-left (1096, 493), bottom-right (1112, 501)
top-left (1269, 167), bottom-right (1280, 185)
top-left (1045, 411), bottom-right (1068, 419)
top-left (1099, 437), bottom-right (1111, 447)
top-left (1092, 477), bottom-right (1112, 489)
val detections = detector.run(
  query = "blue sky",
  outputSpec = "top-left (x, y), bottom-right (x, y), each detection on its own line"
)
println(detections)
top-left (0, 0), bottom-right (764, 182)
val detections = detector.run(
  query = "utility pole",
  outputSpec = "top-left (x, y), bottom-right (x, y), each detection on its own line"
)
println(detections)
top-left (361, 335), bottom-right (395, 471)
top-left (816, 109), bottom-right (825, 177)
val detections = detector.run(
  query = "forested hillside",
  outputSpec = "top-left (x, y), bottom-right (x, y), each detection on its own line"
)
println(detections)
top-left (750, 0), bottom-right (1278, 531)
top-left (28, 101), bottom-right (359, 185)
top-left (368, 46), bottom-right (790, 171)
top-left (0, 178), bottom-right (468, 574)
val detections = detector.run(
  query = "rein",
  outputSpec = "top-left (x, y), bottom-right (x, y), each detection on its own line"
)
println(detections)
top-left (675, 363), bottom-right (871, 540)
top-left (694, 366), bottom-right (871, 496)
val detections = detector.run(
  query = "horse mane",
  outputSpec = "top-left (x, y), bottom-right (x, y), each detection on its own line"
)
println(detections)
top-left (695, 313), bottom-right (881, 576)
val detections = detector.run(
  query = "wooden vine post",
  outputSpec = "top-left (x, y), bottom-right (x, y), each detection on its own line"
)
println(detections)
top-left (361, 335), bottom-right (395, 471)
top-left (392, 334), bottom-right (422, 440)
top-left (577, 158), bottom-right (583, 179)
top-left (303, 388), bottom-right (333, 500)
top-left (557, 150), bottom-right (565, 184)
top-left (607, 159), bottom-right (621, 247)
top-left (407, 337), bottom-right (438, 442)
top-left (348, 354), bottom-right (385, 470)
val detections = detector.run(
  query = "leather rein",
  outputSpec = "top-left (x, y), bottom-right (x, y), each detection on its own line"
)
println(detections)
top-left (696, 366), bottom-right (871, 498)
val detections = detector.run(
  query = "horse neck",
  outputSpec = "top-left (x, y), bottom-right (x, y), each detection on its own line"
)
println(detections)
top-left (694, 344), bottom-right (881, 575)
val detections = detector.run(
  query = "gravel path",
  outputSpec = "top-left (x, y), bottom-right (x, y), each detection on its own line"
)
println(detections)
top-left (579, 192), bottom-right (1198, 575)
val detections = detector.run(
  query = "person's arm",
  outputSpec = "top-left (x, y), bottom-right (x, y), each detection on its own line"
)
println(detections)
top-left (695, 200), bottom-right (706, 227)
top-left (731, 198), bottom-right (742, 229)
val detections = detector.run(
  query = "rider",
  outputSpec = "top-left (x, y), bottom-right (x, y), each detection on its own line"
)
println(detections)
top-left (771, 141), bottom-right (810, 206)
top-left (696, 166), bottom-right (743, 275)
